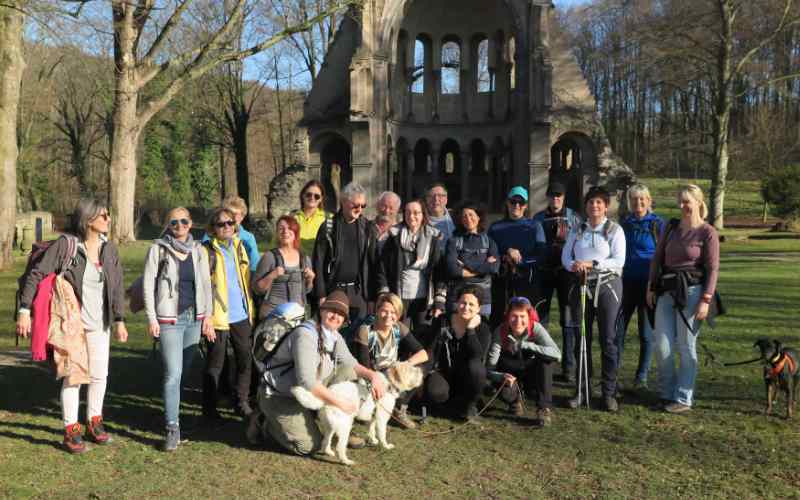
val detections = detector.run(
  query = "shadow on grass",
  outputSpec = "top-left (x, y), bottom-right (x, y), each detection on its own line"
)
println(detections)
top-left (0, 346), bottom-right (256, 451)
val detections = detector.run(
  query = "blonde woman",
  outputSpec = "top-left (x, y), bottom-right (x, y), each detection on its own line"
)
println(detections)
top-left (143, 207), bottom-right (215, 451)
top-left (647, 185), bottom-right (720, 414)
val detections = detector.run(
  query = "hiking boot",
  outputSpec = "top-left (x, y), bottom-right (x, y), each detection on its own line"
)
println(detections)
top-left (391, 404), bottom-right (417, 430)
top-left (163, 423), bottom-right (180, 452)
top-left (633, 379), bottom-right (648, 391)
top-left (462, 404), bottom-right (484, 424)
top-left (509, 400), bottom-right (524, 417)
top-left (537, 407), bottom-right (553, 426)
top-left (86, 416), bottom-right (111, 445)
top-left (63, 423), bottom-right (87, 454)
top-left (347, 435), bottom-right (366, 449)
top-left (604, 397), bottom-right (619, 413)
top-left (245, 411), bottom-right (263, 445)
top-left (664, 402), bottom-right (691, 414)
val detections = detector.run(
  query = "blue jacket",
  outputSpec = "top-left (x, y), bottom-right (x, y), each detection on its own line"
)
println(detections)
top-left (487, 217), bottom-right (540, 270)
top-left (620, 212), bottom-right (664, 283)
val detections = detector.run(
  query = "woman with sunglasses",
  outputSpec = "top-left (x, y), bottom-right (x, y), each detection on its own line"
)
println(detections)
top-left (252, 215), bottom-right (315, 320)
top-left (143, 207), bottom-right (216, 451)
top-left (202, 208), bottom-right (256, 421)
top-left (293, 180), bottom-right (334, 256)
top-left (486, 297), bottom-right (560, 425)
top-left (487, 187), bottom-right (540, 328)
top-left (16, 198), bottom-right (128, 454)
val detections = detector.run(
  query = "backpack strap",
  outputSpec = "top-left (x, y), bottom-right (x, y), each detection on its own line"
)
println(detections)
top-left (203, 240), bottom-right (227, 313)
top-left (649, 219), bottom-right (660, 246)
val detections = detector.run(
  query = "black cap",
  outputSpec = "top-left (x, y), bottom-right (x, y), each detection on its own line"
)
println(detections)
top-left (547, 182), bottom-right (566, 196)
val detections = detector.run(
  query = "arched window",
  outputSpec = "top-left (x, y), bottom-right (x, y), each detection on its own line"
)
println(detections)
top-left (412, 38), bottom-right (425, 94)
top-left (507, 36), bottom-right (516, 90)
top-left (441, 41), bottom-right (461, 94)
top-left (477, 38), bottom-right (491, 93)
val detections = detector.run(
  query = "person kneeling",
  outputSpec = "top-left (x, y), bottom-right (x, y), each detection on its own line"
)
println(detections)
top-left (252, 290), bottom-right (385, 455)
top-left (486, 297), bottom-right (561, 426)
top-left (422, 286), bottom-right (491, 422)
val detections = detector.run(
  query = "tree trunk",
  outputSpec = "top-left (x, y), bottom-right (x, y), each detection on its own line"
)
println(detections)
top-left (709, 0), bottom-right (735, 230)
top-left (109, 70), bottom-right (141, 242)
top-left (0, 4), bottom-right (25, 269)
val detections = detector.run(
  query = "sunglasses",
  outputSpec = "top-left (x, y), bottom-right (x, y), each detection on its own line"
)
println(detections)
top-left (94, 212), bottom-right (111, 221)
top-left (508, 198), bottom-right (527, 206)
top-left (509, 296), bottom-right (532, 307)
top-left (351, 203), bottom-right (367, 210)
top-left (215, 220), bottom-right (235, 228)
top-left (304, 192), bottom-right (322, 200)
top-left (170, 218), bottom-right (190, 227)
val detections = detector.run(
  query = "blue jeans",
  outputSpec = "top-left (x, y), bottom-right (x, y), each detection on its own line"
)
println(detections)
top-left (160, 309), bottom-right (202, 425)
top-left (653, 285), bottom-right (702, 406)
top-left (616, 279), bottom-right (654, 384)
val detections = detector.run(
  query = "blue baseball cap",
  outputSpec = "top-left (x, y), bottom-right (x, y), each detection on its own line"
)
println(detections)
top-left (507, 186), bottom-right (529, 202)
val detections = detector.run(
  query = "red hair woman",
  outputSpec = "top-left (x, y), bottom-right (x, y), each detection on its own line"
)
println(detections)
top-left (486, 296), bottom-right (561, 425)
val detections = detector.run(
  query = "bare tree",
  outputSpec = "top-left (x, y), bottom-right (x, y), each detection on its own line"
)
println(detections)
top-left (0, 1), bottom-right (26, 268)
top-left (106, 0), bottom-right (361, 242)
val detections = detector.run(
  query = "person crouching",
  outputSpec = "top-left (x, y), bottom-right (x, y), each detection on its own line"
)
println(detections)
top-left (486, 297), bottom-right (561, 426)
top-left (252, 290), bottom-right (386, 455)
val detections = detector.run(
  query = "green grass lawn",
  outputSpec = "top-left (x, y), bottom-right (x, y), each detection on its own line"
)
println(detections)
top-left (1, 182), bottom-right (799, 499)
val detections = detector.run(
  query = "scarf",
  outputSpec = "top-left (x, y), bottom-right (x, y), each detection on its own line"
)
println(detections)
top-left (163, 231), bottom-right (195, 254)
top-left (399, 223), bottom-right (437, 270)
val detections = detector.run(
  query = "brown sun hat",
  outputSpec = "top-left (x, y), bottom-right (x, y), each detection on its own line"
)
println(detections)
top-left (320, 290), bottom-right (350, 318)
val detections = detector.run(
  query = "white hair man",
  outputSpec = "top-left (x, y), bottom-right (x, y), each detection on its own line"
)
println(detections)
top-left (312, 182), bottom-right (378, 322)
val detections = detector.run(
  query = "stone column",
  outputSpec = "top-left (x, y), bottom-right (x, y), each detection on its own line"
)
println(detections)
top-left (405, 152), bottom-right (414, 200)
top-left (528, 127), bottom-right (551, 213)
top-left (430, 148), bottom-right (440, 181)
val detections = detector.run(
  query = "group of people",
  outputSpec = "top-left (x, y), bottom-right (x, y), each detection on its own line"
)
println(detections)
top-left (15, 178), bottom-right (720, 459)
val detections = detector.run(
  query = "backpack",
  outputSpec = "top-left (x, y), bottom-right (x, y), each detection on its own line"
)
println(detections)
top-left (126, 246), bottom-right (168, 314)
top-left (252, 302), bottom-right (307, 373)
top-left (270, 248), bottom-right (309, 300)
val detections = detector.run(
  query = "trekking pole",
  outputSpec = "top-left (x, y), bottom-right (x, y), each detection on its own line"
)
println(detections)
top-left (578, 271), bottom-right (590, 409)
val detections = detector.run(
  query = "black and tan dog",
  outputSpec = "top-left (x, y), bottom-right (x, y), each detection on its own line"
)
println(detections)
top-left (754, 338), bottom-right (800, 419)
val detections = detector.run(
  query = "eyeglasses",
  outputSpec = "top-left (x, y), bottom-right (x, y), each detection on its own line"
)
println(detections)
top-left (304, 192), bottom-right (322, 200)
top-left (508, 199), bottom-right (527, 206)
top-left (170, 218), bottom-right (190, 227)
top-left (351, 203), bottom-right (367, 210)
top-left (215, 220), bottom-right (235, 228)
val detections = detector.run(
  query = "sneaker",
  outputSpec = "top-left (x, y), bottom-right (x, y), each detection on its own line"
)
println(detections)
top-left (537, 407), bottom-right (553, 426)
top-left (391, 405), bottom-right (417, 430)
top-left (86, 416), bottom-right (111, 445)
top-left (604, 397), bottom-right (619, 413)
top-left (347, 435), bottom-right (366, 449)
top-left (63, 423), bottom-right (87, 454)
top-left (664, 402), bottom-right (691, 414)
top-left (509, 401), bottom-right (524, 417)
top-left (163, 423), bottom-right (180, 452)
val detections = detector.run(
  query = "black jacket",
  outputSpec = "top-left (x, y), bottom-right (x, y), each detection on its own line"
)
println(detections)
top-left (20, 235), bottom-right (125, 325)
top-left (312, 212), bottom-right (378, 301)
top-left (425, 315), bottom-right (492, 373)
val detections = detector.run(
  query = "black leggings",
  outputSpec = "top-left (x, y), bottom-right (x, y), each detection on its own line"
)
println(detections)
top-left (204, 319), bottom-right (253, 411)
top-left (424, 358), bottom-right (487, 414)
top-left (495, 355), bottom-right (555, 409)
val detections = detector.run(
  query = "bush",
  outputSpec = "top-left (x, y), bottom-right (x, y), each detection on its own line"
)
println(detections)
top-left (761, 164), bottom-right (800, 222)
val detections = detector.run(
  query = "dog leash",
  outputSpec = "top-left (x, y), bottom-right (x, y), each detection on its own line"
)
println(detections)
top-left (376, 380), bottom-right (510, 437)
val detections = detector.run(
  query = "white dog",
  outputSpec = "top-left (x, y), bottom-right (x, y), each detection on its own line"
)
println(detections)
top-left (291, 362), bottom-right (424, 465)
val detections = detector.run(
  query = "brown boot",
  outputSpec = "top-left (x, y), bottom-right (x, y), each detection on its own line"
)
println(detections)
top-left (63, 423), bottom-right (87, 454)
top-left (391, 404), bottom-right (417, 429)
top-left (87, 415), bottom-right (111, 445)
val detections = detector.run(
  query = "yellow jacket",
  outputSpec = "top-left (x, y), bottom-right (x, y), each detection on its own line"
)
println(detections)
top-left (205, 237), bottom-right (254, 330)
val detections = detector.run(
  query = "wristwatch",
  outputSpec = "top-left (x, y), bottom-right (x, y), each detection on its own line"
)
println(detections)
top-left (592, 260), bottom-right (599, 268)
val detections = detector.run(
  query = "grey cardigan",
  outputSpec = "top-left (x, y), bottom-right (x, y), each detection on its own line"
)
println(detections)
top-left (143, 240), bottom-right (214, 325)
